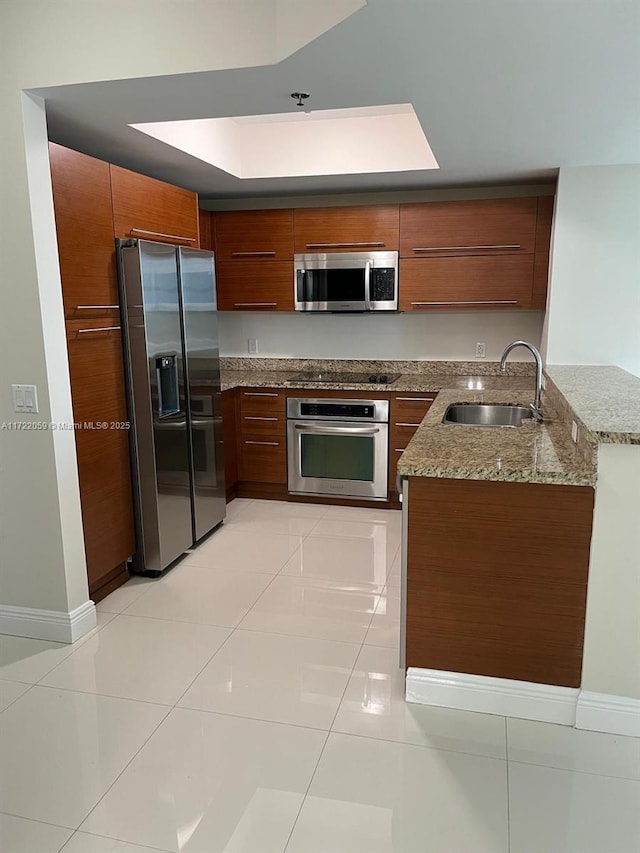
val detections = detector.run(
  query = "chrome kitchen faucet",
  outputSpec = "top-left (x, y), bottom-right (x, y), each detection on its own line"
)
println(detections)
top-left (499, 340), bottom-right (544, 422)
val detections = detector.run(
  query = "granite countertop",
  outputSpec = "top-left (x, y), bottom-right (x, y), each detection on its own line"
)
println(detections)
top-left (220, 369), bottom-right (536, 394)
top-left (397, 390), bottom-right (595, 487)
top-left (545, 365), bottom-right (640, 445)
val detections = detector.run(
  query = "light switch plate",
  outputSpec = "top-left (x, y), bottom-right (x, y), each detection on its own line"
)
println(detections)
top-left (12, 384), bottom-right (39, 413)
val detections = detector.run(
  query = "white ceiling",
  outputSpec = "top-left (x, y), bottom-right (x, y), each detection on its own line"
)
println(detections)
top-left (35, 0), bottom-right (640, 199)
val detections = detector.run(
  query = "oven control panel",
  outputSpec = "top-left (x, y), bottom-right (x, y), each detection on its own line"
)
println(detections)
top-left (287, 398), bottom-right (389, 423)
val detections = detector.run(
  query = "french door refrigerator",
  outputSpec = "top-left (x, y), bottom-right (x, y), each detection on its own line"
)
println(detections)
top-left (117, 239), bottom-right (226, 575)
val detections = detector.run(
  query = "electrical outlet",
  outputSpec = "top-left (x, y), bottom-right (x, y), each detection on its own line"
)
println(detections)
top-left (248, 338), bottom-right (258, 355)
top-left (571, 420), bottom-right (579, 443)
top-left (12, 384), bottom-right (39, 413)
top-left (475, 342), bottom-right (486, 359)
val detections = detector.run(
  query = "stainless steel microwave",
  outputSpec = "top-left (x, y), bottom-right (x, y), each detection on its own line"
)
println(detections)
top-left (294, 250), bottom-right (398, 312)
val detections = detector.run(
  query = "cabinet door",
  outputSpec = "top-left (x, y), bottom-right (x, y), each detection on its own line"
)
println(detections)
top-left (294, 205), bottom-right (399, 253)
top-left (216, 261), bottom-right (294, 311)
top-left (110, 164), bottom-right (199, 245)
top-left (199, 209), bottom-right (214, 251)
top-left (65, 319), bottom-right (135, 595)
top-left (532, 196), bottom-right (554, 309)
top-left (238, 436), bottom-right (287, 483)
top-left (214, 210), bottom-right (294, 260)
top-left (400, 255), bottom-right (534, 311)
top-left (49, 143), bottom-right (119, 319)
top-left (399, 198), bottom-right (537, 258)
top-left (221, 389), bottom-right (239, 495)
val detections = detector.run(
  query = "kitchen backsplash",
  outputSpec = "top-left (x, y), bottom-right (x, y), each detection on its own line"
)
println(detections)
top-left (217, 311), bottom-right (545, 362)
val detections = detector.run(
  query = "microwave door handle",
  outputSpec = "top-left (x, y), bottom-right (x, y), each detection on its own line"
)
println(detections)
top-left (364, 261), bottom-right (371, 310)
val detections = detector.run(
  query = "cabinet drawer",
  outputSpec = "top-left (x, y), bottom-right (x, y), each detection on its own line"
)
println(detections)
top-left (239, 412), bottom-right (286, 437)
top-left (294, 205), bottom-right (399, 253)
top-left (391, 395), bottom-right (436, 425)
top-left (222, 389), bottom-right (239, 493)
top-left (391, 424), bottom-right (420, 449)
top-left (239, 389), bottom-right (286, 416)
top-left (399, 198), bottom-right (537, 258)
top-left (399, 255), bottom-right (534, 311)
top-left (110, 164), bottom-right (199, 245)
top-left (214, 210), bottom-right (294, 260)
top-left (216, 261), bottom-right (294, 311)
top-left (239, 435), bottom-right (287, 484)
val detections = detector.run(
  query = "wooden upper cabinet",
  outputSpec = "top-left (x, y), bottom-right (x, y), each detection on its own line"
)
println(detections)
top-left (400, 255), bottom-right (534, 310)
top-left (110, 164), bottom-right (199, 246)
top-left (399, 198), bottom-right (538, 258)
top-left (532, 196), bottom-right (554, 310)
top-left (214, 209), bottom-right (294, 260)
top-left (294, 205), bottom-right (399, 253)
top-left (49, 143), bottom-right (119, 318)
top-left (199, 209), bottom-right (214, 251)
top-left (216, 261), bottom-right (294, 311)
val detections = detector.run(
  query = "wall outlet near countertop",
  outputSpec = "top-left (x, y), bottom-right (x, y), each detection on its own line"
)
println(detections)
top-left (475, 342), bottom-right (486, 359)
top-left (247, 338), bottom-right (258, 354)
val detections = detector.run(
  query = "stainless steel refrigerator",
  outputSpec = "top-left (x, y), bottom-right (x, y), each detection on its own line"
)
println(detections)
top-left (117, 239), bottom-right (226, 575)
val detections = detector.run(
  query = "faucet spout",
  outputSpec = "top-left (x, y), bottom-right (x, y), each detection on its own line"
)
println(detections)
top-left (499, 340), bottom-right (544, 421)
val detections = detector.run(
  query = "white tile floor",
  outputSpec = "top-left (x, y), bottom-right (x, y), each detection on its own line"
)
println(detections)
top-left (0, 497), bottom-right (638, 852)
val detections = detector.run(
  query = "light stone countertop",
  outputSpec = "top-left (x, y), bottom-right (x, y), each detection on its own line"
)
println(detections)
top-left (220, 369), bottom-right (536, 394)
top-left (396, 390), bottom-right (595, 487)
top-left (545, 365), bottom-right (640, 445)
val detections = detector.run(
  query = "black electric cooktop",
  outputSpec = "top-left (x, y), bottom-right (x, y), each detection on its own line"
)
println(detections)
top-left (288, 372), bottom-right (400, 385)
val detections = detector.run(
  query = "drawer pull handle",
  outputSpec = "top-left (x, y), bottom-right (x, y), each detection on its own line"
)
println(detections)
top-left (394, 448), bottom-right (406, 453)
top-left (244, 416), bottom-right (278, 421)
top-left (305, 241), bottom-right (384, 249)
top-left (231, 251), bottom-right (276, 257)
top-left (244, 392), bottom-right (279, 397)
top-left (76, 304), bottom-right (119, 310)
top-left (395, 422), bottom-right (421, 427)
top-left (234, 302), bottom-right (278, 308)
top-left (396, 397), bottom-right (435, 402)
top-left (77, 326), bottom-right (120, 334)
top-left (411, 244), bottom-right (521, 252)
top-left (129, 228), bottom-right (196, 243)
top-left (410, 300), bottom-right (519, 307)
top-left (245, 440), bottom-right (280, 446)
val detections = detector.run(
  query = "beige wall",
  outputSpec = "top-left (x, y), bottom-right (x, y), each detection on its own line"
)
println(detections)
top-left (581, 444), bottom-right (640, 699)
top-left (543, 165), bottom-right (640, 377)
top-left (0, 0), bottom-right (362, 618)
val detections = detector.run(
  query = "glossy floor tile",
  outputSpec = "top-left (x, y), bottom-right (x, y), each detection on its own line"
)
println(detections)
top-left (62, 832), bottom-right (167, 852)
top-left (4, 497), bottom-right (639, 852)
top-left (238, 575), bottom-right (379, 643)
top-left (0, 686), bottom-right (167, 827)
top-left (81, 708), bottom-right (326, 853)
top-left (124, 564), bottom-right (273, 627)
top-left (364, 585), bottom-right (401, 647)
top-left (182, 528), bottom-right (303, 573)
top-left (41, 615), bottom-right (230, 705)
top-left (508, 761), bottom-right (640, 853)
top-left (0, 812), bottom-right (72, 853)
top-left (179, 629), bottom-right (359, 729)
top-left (280, 535), bottom-right (391, 591)
top-left (333, 646), bottom-right (506, 759)
top-left (0, 678), bottom-right (30, 712)
top-left (286, 733), bottom-right (509, 853)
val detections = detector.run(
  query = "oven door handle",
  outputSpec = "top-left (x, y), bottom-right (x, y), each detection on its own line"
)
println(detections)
top-left (294, 424), bottom-right (380, 436)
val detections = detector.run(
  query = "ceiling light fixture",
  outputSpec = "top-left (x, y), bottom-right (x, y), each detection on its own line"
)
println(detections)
top-left (290, 91), bottom-right (310, 107)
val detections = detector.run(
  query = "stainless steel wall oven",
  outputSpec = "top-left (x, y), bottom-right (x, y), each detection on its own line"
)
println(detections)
top-left (287, 398), bottom-right (389, 500)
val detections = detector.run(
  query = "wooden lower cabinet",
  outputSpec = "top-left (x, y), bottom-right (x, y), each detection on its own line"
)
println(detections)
top-left (389, 393), bottom-right (437, 494)
top-left (237, 389), bottom-right (287, 489)
top-left (65, 319), bottom-right (135, 600)
top-left (405, 477), bottom-right (595, 687)
top-left (221, 389), bottom-right (239, 498)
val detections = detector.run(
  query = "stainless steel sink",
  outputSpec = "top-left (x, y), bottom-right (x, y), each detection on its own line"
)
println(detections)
top-left (442, 403), bottom-right (534, 428)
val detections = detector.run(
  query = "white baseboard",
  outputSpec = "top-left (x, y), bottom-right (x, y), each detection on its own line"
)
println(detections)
top-left (576, 691), bottom-right (640, 737)
top-left (0, 600), bottom-right (97, 644)
top-left (406, 667), bottom-right (579, 725)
